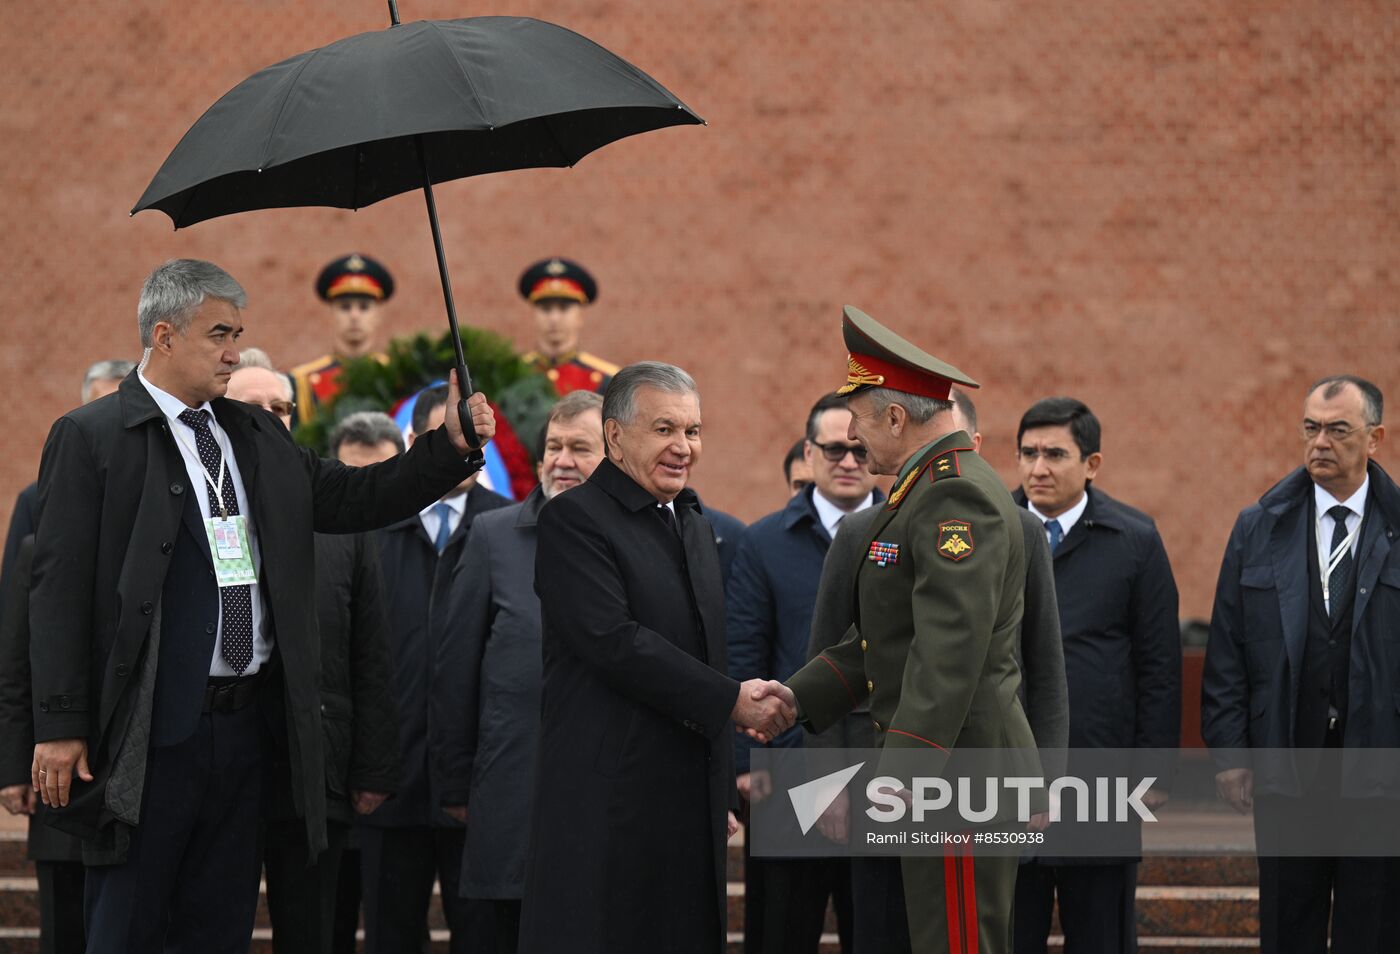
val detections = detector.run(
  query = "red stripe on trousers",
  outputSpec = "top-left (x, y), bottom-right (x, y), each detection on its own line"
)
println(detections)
top-left (961, 849), bottom-right (978, 953)
top-left (944, 844), bottom-right (964, 953)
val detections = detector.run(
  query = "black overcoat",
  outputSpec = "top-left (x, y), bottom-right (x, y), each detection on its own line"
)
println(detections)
top-left (27, 372), bottom-right (474, 851)
top-left (518, 459), bottom-right (739, 954)
top-left (264, 531), bottom-right (402, 825)
top-left (365, 483), bottom-right (509, 829)
top-left (0, 536), bottom-right (82, 861)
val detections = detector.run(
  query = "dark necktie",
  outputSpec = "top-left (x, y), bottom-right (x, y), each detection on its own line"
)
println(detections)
top-left (657, 504), bottom-right (680, 537)
top-left (1326, 504), bottom-right (1355, 620)
top-left (433, 502), bottom-right (454, 554)
top-left (1045, 518), bottom-right (1063, 554)
top-left (177, 408), bottom-right (255, 675)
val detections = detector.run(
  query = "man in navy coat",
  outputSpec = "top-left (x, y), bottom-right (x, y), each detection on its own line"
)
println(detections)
top-left (726, 392), bottom-right (881, 953)
top-left (1011, 397), bottom-right (1180, 954)
top-left (1202, 375), bottom-right (1400, 953)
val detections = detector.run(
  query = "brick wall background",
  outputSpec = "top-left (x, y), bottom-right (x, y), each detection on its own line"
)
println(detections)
top-left (1, 0), bottom-right (1396, 617)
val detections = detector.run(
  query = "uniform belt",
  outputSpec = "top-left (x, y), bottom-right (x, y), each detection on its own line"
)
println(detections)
top-left (203, 671), bottom-right (263, 714)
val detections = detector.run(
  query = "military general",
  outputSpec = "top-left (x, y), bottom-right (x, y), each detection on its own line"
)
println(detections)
top-left (781, 306), bottom-right (1036, 954)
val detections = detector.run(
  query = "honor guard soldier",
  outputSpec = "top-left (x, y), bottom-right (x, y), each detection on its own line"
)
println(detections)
top-left (291, 253), bottom-right (394, 427)
top-left (781, 306), bottom-right (1039, 954)
top-left (518, 257), bottom-right (618, 395)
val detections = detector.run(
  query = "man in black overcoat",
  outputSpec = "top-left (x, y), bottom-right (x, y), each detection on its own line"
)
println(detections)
top-left (359, 384), bottom-right (510, 954)
top-left (0, 358), bottom-right (133, 954)
top-left (518, 361), bottom-right (795, 954)
top-left (27, 259), bottom-right (495, 954)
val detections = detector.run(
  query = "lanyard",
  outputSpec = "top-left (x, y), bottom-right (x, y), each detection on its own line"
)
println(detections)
top-left (170, 416), bottom-right (233, 519)
top-left (1316, 511), bottom-right (1358, 606)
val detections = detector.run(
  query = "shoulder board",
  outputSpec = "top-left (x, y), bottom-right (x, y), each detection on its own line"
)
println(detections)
top-left (576, 352), bottom-right (621, 376)
top-left (928, 450), bottom-right (964, 482)
top-left (289, 354), bottom-right (335, 378)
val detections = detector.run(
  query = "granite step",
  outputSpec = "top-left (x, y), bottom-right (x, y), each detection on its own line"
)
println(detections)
top-left (0, 927), bottom-right (1263, 953)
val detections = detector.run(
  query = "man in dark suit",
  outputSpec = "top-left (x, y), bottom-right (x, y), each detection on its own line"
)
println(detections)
top-left (0, 359), bottom-right (133, 954)
top-left (436, 389), bottom-right (606, 954)
top-left (518, 361), bottom-right (795, 954)
top-left (1202, 374), bottom-right (1400, 953)
top-left (804, 387), bottom-right (1069, 954)
top-left (359, 384), bottom-right (511, 954)
top-left (1011, 397), bottom-right (1180, 954)
top-left (28, 259), bottom-right (495, 954)
top-left (727, 393), bottom-right (883, 954)
top-left (227, 361), bottom-right (402, 954)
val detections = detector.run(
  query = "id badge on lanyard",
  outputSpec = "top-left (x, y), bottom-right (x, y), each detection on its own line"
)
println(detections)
top-left (205, 515), bottom-right (256, 587)
top-left (175, 418), bottom-right (257, 589)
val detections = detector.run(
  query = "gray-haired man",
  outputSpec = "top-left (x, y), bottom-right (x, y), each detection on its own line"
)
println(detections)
top-left (27, 259), bottom-right (496, 953)
top-left (519, 362), bottom-right (794, 954)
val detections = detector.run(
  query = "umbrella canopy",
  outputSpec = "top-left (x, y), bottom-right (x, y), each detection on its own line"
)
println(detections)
top-left (133, 16), bottom-right (703, 226)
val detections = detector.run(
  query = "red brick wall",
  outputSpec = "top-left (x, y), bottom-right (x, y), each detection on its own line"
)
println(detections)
top-left (2, 1), bottom-right (1396, 617)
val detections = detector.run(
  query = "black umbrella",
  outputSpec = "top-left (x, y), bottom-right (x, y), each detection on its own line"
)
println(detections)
top-left (133, 2), bottom-right (702, 446)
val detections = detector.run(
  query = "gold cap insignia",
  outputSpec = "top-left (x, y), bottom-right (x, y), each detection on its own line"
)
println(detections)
top-left (835, 354), bottom-right (887, 397)
top-left (346, 254), bottom-right (366, 272)
top-left (545, 258), bottom-right (567, 276)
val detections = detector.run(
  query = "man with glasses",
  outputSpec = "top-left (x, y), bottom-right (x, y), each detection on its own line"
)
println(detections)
top-left (727, 393), bottom-right (881, 952)
top-left (1203, 375), bottom-right (1400, 953)
top-left (1011, 397), bottom-right (1180, 954)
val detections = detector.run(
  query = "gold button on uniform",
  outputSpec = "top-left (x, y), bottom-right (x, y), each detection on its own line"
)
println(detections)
top-left (866, 680), bottom-right (874, 692)
top-left (873, 720), bottom-right (883, 731)
top-left (860, 639), bottom-right (868, 651)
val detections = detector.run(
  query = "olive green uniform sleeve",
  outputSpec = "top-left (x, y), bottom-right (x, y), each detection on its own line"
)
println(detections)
top-left (788, 622), bottom-right (869, 735)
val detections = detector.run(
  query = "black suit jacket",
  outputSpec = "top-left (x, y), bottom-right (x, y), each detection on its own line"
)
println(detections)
top-left (28, 371), bottom-right (475, 848)
top-left (519, 459), bottom-right (739, 954)
top-left (1202, 461), bottom-right (1400, 798)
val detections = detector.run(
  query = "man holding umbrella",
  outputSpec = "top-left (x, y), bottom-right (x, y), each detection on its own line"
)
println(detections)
top-left (27, 259), bottom-right (496, 953)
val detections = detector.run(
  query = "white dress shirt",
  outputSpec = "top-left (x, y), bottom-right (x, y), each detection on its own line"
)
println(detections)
top-left (1028, 491), bottom-right (1090, 544)
top-left (1315, 478), bottom-right (1368, 557)
top-left (139, 371), bottom-right (271, 676)
top-left (1315, 477), bottom-right (1368, 614)
top-left (419, 491), bottom-right (468, 545)
top-left (812, 488), bottom-right (874, 539)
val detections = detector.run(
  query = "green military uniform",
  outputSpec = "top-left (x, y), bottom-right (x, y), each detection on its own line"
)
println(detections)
top-left (786, 306), bottom-right (1037, 954)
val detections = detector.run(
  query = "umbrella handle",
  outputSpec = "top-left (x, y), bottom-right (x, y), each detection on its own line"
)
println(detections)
top-left (415, 134), bottom-right (483, 451)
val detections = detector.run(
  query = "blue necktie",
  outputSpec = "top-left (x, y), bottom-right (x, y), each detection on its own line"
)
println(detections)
top-left (433, 502), bottom-right (454, 554)
top-left (1045, 519), bottom-right (1063, 554)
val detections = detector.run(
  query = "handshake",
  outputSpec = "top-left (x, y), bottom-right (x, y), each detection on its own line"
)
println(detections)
top-left (730, 679), bottom-right (797, 744)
